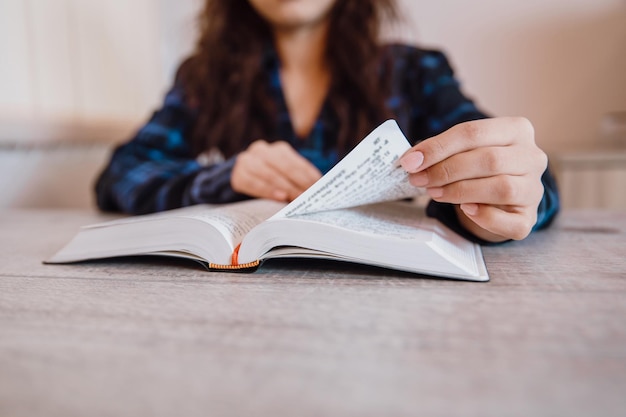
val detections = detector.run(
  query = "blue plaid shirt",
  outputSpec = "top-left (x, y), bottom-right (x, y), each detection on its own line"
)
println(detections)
top-left (96, 44), bottom-right (559, 242)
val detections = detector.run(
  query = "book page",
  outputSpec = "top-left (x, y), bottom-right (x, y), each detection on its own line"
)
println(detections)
top-left (88, 199), bottom-right (285, 251)
top-left (243, 201), bottom-right (483, 279)
top-left (287, 202), bottom-right (479, 276)
top-left (289, 202), bottom-right (438, 240)
top-left (273, 120), bottom-right (425, 219)
top-left (182, 200), bottom-right (285, 248)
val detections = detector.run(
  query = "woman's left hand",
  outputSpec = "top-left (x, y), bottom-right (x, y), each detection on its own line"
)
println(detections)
top-left (399, 117), bottom-right (547, 242)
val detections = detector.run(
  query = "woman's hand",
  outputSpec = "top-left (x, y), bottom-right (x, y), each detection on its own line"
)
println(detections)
top-left (399, 117), bottom-right (547, 242)
top-left (232, 140), bottom-right (322, 202)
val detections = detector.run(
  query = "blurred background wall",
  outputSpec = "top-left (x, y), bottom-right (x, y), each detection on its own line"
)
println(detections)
top-left (0, 0), bottom-right (625, 209)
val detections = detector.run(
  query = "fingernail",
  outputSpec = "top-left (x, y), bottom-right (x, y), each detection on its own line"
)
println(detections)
top-left (427, 187), bottom-right (443, 198)
top-left (461, 203), bottom-right (479, 216)
top-left (400, 151), bottom-right (424, 173)
top-left (410, 172), bottom-right (429, 187)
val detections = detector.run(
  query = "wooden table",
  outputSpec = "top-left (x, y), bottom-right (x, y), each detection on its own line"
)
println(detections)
top-left (1, 209), bottom-right (625, 417)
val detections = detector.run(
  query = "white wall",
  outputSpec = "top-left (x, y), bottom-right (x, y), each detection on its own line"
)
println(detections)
top-left (0, 0), bottom-right (164, 126)
top-left (2, 0), bottom-right (624, 151)
top-left (398, 0), bottom-right (626, 153)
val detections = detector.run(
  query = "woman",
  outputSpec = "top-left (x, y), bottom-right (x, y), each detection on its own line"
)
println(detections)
top-left (96, 0), bottom-right (559, 243)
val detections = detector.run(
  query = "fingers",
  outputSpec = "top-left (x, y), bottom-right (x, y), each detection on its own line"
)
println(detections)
top-left (231, 140), bottom-right (322, 202)
top-left (400, 117), bottom-right (535, 173)
top-left (233, 154), bottom-right (302, 201)
top-left (458, 204), bottom-right (537, 241)
top-left (407, 145), bottom-right (546, 188)
top-left (398, 116), bottom-right (548, 242)
top-left (426, 175), bottom-right (545, 207)
top-left (249, 141), bottom-right (321, 190)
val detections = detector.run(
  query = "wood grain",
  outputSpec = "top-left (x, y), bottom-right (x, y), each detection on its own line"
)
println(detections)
top-left (0, 209), bottom-right (625, 417)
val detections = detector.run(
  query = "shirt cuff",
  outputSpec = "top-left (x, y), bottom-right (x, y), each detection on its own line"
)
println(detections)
top-left (186, 156), bottom-right (249, 205)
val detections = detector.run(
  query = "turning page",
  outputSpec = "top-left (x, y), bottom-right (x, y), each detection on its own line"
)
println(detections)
top-left (274, 120), bottom-right (424, 219)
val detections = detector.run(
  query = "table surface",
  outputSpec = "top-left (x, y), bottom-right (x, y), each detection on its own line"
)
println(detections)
top-left (1, 209), bottom-right (625, 417)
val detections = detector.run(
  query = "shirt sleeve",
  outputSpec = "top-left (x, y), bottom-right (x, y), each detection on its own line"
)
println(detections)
top-left (94, 86), bottom-right (247, 214)
top-left (399, 47), bottom-right (560, 242)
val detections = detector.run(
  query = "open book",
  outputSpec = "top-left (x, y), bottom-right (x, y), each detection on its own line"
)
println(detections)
top-left (47, 120), bottom-right (489, 281)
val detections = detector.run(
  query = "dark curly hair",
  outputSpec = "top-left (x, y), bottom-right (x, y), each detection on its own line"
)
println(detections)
top-left (180, 0), bottom-right (398, 158)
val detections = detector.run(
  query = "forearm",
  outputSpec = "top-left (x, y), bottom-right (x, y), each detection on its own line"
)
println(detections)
top-left (186, 157), bottom-right (249, 206)
top-left (95, 148), bottom-right (247, 214)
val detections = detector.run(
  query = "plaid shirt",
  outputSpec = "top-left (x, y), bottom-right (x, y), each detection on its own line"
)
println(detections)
top-left (95, 44), bottom-right (559, 242)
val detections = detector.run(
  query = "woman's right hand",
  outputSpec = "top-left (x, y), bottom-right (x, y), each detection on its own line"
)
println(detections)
top-left (231, 140), bottom-right (322, 202)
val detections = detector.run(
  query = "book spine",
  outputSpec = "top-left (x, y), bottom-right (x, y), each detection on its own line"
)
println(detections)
top-left (208, 260), bottom-right (261, 273)
top-left (206, 243), bottom-right (261, 272)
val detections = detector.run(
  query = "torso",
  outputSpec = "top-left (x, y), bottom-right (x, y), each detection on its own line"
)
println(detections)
top-left (266, 44), bottom-right (486, 174)
top-left (279, 66), bottom-right (331, 140)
